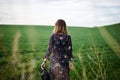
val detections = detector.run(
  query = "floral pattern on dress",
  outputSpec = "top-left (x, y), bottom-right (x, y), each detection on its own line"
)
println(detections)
top-left (45, 33), bottom-right (73, 80)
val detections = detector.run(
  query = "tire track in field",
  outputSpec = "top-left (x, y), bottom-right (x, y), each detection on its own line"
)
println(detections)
top-left (98, 27), bottom-right (120, 58)
top-left (25, 26), bottom-right (38, 80)
top-left (12, 31), bottom-right (21, 64)
top-left (11, 31), bottom-right (22, 80)
top-left (12, 31), bottom-right (28, 80)
top-left (28, 59), bottom-right (36, 80)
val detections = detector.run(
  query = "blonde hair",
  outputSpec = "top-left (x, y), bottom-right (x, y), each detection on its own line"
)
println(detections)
top-left (53, 19), bottom-right (68, 34)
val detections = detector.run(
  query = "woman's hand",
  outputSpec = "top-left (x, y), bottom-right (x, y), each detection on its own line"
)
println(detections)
top-left (41, 62), bottom-right (46, 70)
top-left (69, 61), bottom-right (74, 70)
top-left (41, 58), bottom-right (47, 70)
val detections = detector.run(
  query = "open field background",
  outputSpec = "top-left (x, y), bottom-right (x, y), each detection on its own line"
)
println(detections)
top-left (0, 24), bottom-right (120, 80)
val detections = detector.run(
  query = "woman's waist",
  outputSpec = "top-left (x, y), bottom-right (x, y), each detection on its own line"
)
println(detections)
top-left (51, 54), bottom-right (69, 61)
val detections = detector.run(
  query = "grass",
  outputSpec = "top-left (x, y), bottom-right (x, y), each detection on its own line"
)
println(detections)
top-left (0, 24), bottom-right (120, 80)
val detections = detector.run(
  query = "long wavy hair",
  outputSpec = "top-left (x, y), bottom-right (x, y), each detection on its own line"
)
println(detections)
top-left (53, 19), bottom-right (68, 34)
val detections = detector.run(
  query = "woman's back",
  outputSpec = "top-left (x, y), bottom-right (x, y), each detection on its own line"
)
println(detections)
top-left (48, 33), bottom-right (72, 80)
top-left (41, 19), bottom-right (73, 80)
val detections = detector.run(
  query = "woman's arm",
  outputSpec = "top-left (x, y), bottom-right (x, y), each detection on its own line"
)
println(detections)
top-left (44, 34), bottom-right (54, 60)
top-left (68, 35), bottom-right (73, 61)
top-left (41, 34), bottom-right (54, 69)
top-left (68, 35), bottom-right (74, 69)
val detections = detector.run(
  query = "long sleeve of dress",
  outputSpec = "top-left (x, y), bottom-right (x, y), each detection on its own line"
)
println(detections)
top-left (67, 35), bottom-right (73, 61)
top-left (44, 34), bottom-right (54, 59)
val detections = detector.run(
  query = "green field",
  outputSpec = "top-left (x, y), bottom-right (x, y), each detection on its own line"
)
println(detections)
top-left (0, 24), bottom-right (120, 80)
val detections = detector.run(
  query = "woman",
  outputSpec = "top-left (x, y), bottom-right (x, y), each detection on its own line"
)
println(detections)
top-left (41, 19), bottom-right (73, 80)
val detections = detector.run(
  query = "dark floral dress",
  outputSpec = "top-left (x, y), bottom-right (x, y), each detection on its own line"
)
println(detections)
top-left (45, 33), bottom-right (73, 80)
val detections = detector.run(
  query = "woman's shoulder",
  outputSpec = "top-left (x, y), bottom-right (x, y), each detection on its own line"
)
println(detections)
top-left (51, 33), bottom-right (71, 38)
top-left (66, 34), bottom-right (71, 38)
top-left (67, 34), bottom-right (71, 37)
top-left (51, 33), bottom-right (55, 36)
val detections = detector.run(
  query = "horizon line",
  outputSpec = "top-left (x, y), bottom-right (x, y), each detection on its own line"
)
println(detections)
top-left (0, 23), bottom-right (119, 28)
